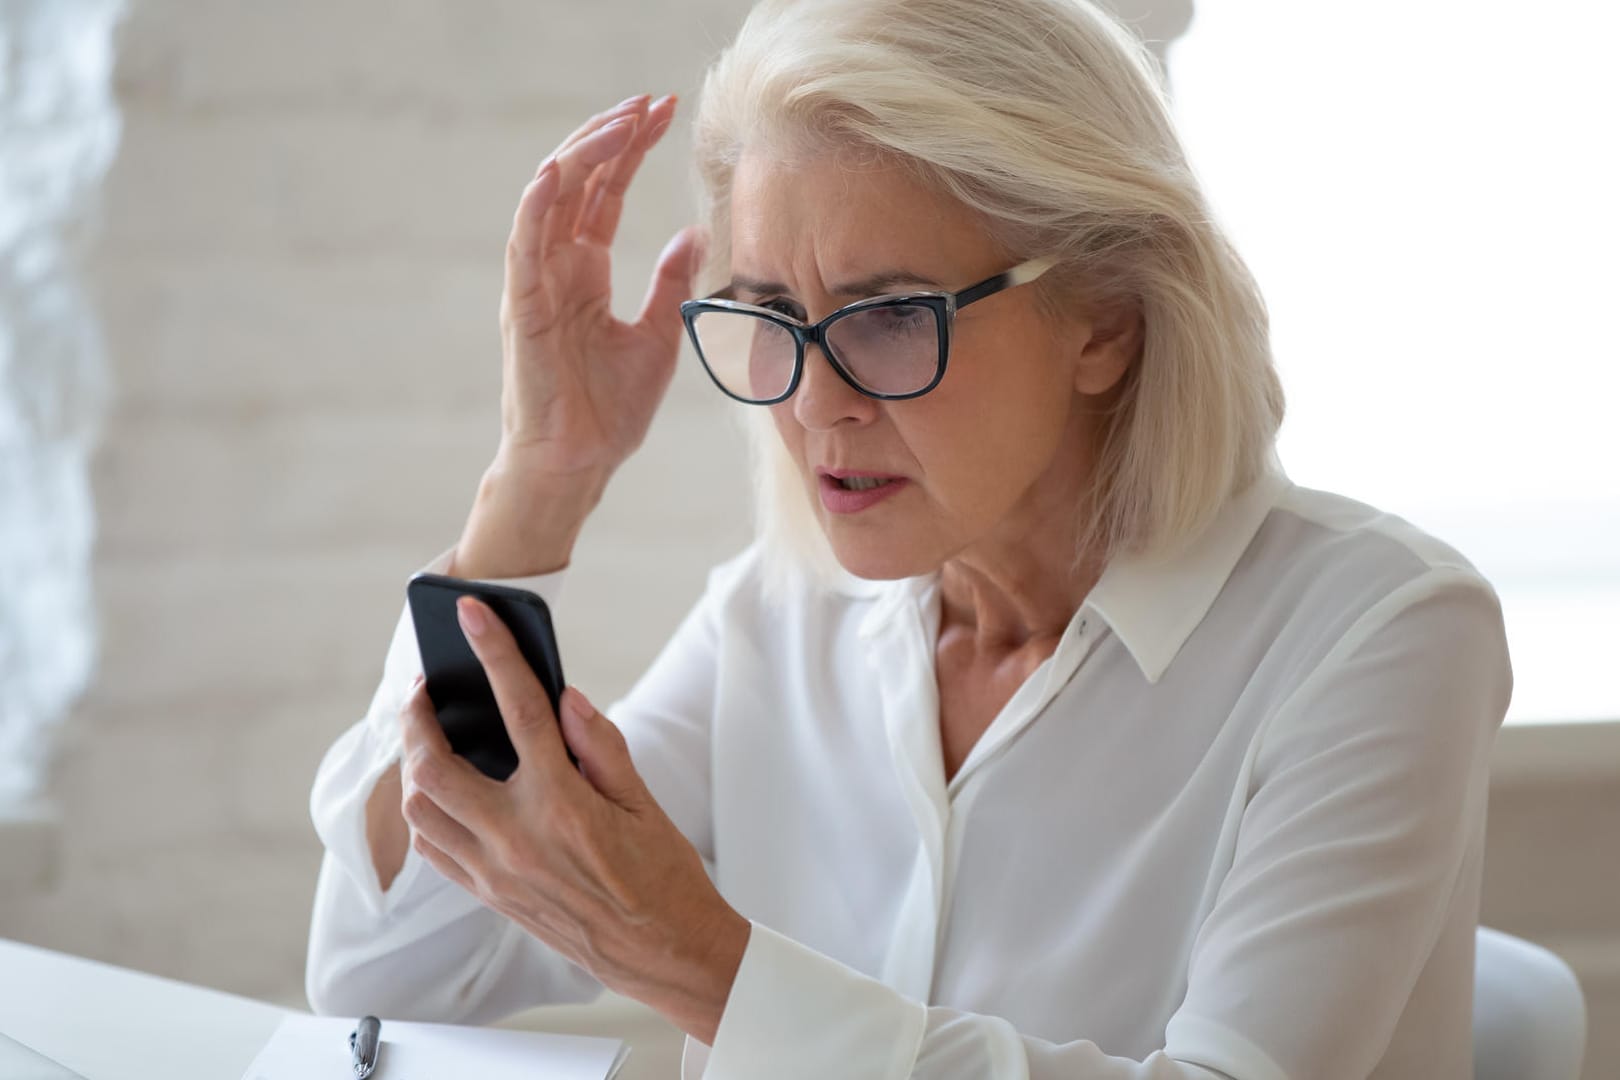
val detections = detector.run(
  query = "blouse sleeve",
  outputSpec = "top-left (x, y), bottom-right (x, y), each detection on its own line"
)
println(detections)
top-left (683, 567), bottom-right (1512, 1080)
top-left (303, 542), bottom-right (600, 1021)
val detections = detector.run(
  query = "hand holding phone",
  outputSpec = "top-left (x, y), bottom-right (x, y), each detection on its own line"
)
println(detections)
top-left (405, 573), bottom-right (575, 780)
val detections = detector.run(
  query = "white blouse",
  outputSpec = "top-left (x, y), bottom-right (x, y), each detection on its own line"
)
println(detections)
top-left (305, 464), bottom-right (1512, 1080)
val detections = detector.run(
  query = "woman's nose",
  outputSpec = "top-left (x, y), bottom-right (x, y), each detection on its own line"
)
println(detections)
top-left (792, 341), bottom-right (876, 431)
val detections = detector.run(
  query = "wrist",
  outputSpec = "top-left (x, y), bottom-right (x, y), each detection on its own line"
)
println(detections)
top-left (653, 908), bottom-right (752, 1047)
top-left (451, 455), bottom-right (610, 579)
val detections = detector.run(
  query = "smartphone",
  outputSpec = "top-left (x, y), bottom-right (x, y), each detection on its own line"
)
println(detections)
top-left (405, 572), bottom-right (575, 780)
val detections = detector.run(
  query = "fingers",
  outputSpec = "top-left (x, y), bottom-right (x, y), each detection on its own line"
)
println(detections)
top-left (505, 105), bottom-right (647, 315)
top-left (636, 224), bottom-right (708, 350)
top-left (508, 124), bottom-right (634, 275)
top-left (503, 92), bottom-right (678, 335)
top-left (455, 596), bottom-right (581, 784)
top-left (508, 167), bottom-right (562, 264)
top-left (539, 114), bottom-right (644, 254)
top-left (411, 828), bottom-right (477, 894)
top-left (502, 115), bottom-right (640, 335)
top-left (558, 687), bottom-right (647, 810)
top-left (399, 674), bottom-right (452, 756)
top-left (532, 92), bottom-right (651, 255)
top-left (400, 735), bottom-right (492, 836)
top-left (399, 675), bottom-right (499, 831)
top-left (402, 770), bottom-right (482, 863)
top-left (574, 93), bottom-right (678, 248)
top-left (545, 93), bottom-right (652, 172)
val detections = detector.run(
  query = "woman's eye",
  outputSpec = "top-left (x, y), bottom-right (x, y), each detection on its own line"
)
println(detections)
top-left (874, 306), bottom-right (929, 328)
top-left (763, 299), bottom-right (804, 320)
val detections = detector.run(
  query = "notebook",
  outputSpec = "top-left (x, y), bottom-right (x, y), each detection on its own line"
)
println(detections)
top-left (241, 1014), bottom-right (629, 1080)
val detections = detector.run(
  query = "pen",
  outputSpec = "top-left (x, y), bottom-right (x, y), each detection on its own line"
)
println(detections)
top-left (349, 1015), bottom-right (381, 1078)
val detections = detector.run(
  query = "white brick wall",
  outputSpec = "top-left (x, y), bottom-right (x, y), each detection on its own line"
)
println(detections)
top-left (3, 0), bottom-right (756, 1006)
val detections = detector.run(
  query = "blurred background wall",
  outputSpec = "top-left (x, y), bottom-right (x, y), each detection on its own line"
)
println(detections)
top-left (0, 1), bottom-right (1613, 1076)
top-left (0, 0), bottom-right (764, 999)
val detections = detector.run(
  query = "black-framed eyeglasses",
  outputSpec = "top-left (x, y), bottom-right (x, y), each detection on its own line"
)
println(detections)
top-left (679, 255), bottom-right (1059, 405)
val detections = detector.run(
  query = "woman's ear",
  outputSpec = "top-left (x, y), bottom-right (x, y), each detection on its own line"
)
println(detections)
top-left (1073, 303), bottom-right (1142, 397)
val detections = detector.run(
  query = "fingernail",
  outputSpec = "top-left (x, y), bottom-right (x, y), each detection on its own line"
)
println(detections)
top-left (411, 673), bottom-right (425, 690)
top-left (613, 93), bottom-right (651, 111)
top-left (457, 596), bottom-right (487, 637)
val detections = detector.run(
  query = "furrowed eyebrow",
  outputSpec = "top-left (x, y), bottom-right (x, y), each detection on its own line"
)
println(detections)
top-left (728, 269), bottom-right (944, 299)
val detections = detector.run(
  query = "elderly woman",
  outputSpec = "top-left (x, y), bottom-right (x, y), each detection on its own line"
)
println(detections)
top-left (303, 0), bottom-right (1511, 1077)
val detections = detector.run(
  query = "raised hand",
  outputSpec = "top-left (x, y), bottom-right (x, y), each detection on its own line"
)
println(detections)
top-left (451, 93), bottom-right (706, 580)
top-left (498, 93), bottom-right (705, 483)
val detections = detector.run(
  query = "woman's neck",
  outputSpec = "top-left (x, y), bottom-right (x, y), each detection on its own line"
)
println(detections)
top-left (936, 462), bottom-right (1104, 652)
top-left (938, 544), bottom-right (1098, 654)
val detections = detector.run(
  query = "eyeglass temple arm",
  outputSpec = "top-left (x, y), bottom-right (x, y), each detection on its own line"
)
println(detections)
top-left (953, 255), bottom-right (1060, 309)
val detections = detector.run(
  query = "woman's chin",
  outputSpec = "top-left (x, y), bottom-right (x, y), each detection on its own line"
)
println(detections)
top-left (824, 534), bottom-right (940, 581)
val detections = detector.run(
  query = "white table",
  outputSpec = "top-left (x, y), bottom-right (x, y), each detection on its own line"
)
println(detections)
top-left (0, 937), bottom-right (286, 1078)
top-left (0, 937), bottom-right (684, 1079)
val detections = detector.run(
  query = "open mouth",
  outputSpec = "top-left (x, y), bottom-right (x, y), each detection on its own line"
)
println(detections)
top-left (818, 471), bottom-right (908, 513)
top-left (834, 476), bottom-right (899, 492)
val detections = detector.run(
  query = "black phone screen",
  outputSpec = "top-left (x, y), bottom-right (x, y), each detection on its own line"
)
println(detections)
top-left (405, 572), bottom-right (574, 780)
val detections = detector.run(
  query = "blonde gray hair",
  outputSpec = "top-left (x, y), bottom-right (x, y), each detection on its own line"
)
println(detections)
top-left (691, 0), bottom-right (1285, 586)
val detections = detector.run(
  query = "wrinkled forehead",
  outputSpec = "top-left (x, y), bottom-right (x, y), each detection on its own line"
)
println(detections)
top-left (727, 143), bottom-right (996, 292)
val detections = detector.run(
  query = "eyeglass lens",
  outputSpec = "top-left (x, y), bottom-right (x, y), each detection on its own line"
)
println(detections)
top-left (690, 303), bottom-right (940, 402)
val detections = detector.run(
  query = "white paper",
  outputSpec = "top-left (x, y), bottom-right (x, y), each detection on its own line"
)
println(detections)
top-left (241, 1014), bottom-right (630, 1080)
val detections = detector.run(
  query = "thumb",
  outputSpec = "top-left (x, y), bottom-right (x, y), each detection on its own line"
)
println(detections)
top-left (559, 687), bottom-right (647, 809)
top-left (635, 223), bottom-right (707, 347)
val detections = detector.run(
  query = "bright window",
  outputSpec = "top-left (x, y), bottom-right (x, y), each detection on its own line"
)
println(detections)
top-left (1169, 2), bottom-right (1620, 723)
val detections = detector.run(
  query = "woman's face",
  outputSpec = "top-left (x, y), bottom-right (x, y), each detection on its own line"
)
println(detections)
top-left (728, 147), bottom-right (1136, 580)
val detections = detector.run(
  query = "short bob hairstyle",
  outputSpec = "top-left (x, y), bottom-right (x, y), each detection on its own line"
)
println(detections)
top-left (691, 0), bottom-right (1285, 586)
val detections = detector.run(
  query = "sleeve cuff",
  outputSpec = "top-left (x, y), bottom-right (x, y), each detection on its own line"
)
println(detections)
top-left (684, 921), bottom-right (927, 1080)
top-left (427, 542), bottom-right (573, 607)
top-left (1163, 1012), bottom-right (1289, 1080)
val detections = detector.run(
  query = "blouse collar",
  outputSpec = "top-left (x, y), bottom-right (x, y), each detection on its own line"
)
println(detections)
top-left (1085, 463), bottom-right (1292, 684)
top-left (855, 461), bottom-right (1292, 686)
